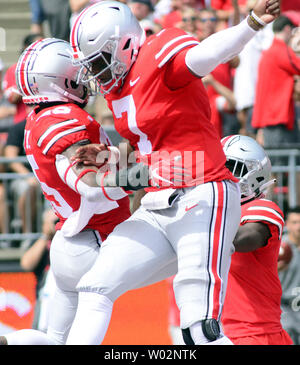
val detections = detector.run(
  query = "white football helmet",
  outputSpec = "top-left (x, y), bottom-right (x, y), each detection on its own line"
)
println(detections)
top-left (16, 38), bottom-right (89, 105)
top-left (70, 1), bottom-right (145, 94)
top-left (222, 135), bottom-right (275, 203)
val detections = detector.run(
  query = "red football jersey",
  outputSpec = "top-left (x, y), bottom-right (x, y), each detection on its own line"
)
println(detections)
top-left (222, 198), bottom-right (285, 338)
top-left (24, 103), bottom-right (130, 240)
top-left (105, 28), bottom-right (236, 189)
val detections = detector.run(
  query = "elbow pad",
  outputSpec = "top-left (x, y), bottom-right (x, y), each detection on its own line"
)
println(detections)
top-left (185, 18), bottom-right (257, 77)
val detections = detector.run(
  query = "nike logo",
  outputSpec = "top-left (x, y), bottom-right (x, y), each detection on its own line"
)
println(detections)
top-left (152, 168), bottom-right (172, 184)
top-left (185, 204), bottom-right (198, 212)
top-left (130, 76), bottom-right (140, 87)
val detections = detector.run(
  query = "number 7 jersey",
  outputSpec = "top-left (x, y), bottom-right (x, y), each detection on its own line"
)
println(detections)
top-left (105, 27), bottom-right (236, 188)
top-left (24, 103), bottom-right (130, 239)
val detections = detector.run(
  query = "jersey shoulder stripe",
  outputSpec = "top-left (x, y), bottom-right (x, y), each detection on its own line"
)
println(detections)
top-left (42, 125), bottom-right (87, 155)
top-left (37, 119), bottom-right (79, 147)
top-left (150, 28), bottom-right (199, 68)
top-left (241, 214), bottom-right (283, 238)
top-left (241, 199), bottom-right (284, 239)
top-left (245, 206), bottom-right (284, 224)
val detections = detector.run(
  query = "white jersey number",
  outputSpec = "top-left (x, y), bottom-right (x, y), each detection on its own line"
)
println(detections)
top-left (112, 95), bottom-right (152, 155)
top-left (26, 153), bottom-right (73, 218)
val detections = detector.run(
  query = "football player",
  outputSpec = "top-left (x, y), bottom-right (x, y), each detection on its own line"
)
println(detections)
top-left (0, 38), bottom-right (130, 345)
top-left (65, 0), bottom-right (281, 345)
top-left (221, 135), bottom-right (293, 345)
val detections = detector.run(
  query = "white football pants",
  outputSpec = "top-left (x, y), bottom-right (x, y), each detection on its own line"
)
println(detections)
top-left (68, 180), bottom-right (240, 344)
top-left (47, 229), bottom-right (101, 344)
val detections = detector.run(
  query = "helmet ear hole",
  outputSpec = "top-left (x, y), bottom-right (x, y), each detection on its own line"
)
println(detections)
top-left (122, 38), bottom-right (131, 50)
top-left (70, 80), bottom-right (79, 89)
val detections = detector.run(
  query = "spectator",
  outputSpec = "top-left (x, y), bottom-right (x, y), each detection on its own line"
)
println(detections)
top-left (211, 0), bottom-right (248, 27)
top-left (128, 0), bottom-right (155, 21)
top-left (140, 18), bottom-right (162, 37)
top-left (2, 34), bottom-right (43, 126)
top-left (159, 0), bottom-right (182, 28)
top-left (20, 208), bottom-right (57, 332)
top-left (252, 15), bottom-right (300, 148)
top-left (0, 57), bottom-right (3, 98)
top-left (40, 0), bottom-right (71, 41)
top-left (69, 0), bottom-right (103, 28)
top-left (29, 0), bottom-right (45, 35)
top-left (198, 8), bottom-right (240, 137)
top-left (159, 0), bottom-right (203, 28)
top-left (202, 73), bottom-right (236, 137)
top-left (175, 6), bottom-right (200, 38)
top-left (281, 0), bottom-right (300, 13)
top-left (279, 206), bottom-right (300, 345)
top-left (4, 119), bottom-right (40, 242)
top-left (233, 0), bottom-right (274, 137)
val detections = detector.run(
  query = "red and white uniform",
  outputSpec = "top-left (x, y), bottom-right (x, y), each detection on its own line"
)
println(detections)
top-left (222, 198), bottom-right (293, 345)
top-left (74, 28), bottom-right (241, 340)
top-left (106, 27), bottom-right (236, 188)
top-left (24, 102), bottom-right (131, 344)
top-left (24, 103), bottom-right (130, 240)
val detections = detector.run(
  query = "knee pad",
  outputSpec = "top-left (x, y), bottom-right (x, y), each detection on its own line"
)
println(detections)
top-left (182, 319), bottom-right (221, 345)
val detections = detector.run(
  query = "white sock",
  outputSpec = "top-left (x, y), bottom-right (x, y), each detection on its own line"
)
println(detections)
top-left (206, 336), bottom-right (234, 345)
top-left (66, 292), bottom-right (113, 345)
top-left (189, 322), bottom-right (210, 345)
top-left (189, 322), bottom-right (233, 345)
top-left (5, 329), bottom-right (57, 345)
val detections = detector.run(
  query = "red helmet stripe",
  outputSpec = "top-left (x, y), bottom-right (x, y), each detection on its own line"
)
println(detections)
top-left (70, 5), bottom-right (92, 59)
top-left (19, 39), bottom-right (43, 96)
top-left (221, 135), bottom-right (234, 148)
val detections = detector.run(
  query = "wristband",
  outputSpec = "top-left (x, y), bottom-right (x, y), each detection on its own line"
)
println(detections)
top-left (248, 11), bottom-right (266, 31)
top-left (74, 169), bottom-right (97, 193)
top-left (250, 10), bottom-right (267, 27)
top-left (99, 171), bottom-right (128, 201)
top-left (63, 160), bottom-right (77, 183)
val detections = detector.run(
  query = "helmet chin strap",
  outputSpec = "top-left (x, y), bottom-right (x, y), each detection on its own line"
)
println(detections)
top-left (50, 82), bottom-right (86, 104)
top-left (259, 178), bottom-right (276, 194)
top-left (241, 178), bottom-right (276, 204)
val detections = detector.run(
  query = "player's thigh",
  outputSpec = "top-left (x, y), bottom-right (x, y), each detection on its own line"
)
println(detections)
top-left (77, 214), bottom-right (176, 302)
top-left (50, 229), bottom-right (100, 292)
top-left (169, 181), bottom-right (241, 326)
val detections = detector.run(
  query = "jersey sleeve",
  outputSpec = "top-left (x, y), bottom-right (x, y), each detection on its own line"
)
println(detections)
top-left (32, 105), bottom-right (95, 157)
top-left (36, 118), bottom-right (91, 157)
top-left (240, 199), bottom-right (285, 240)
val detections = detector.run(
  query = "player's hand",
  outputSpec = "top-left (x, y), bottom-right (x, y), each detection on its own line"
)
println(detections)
top-left (71, 143), bottom-right (108, 167)
top-left (252, 0), bottom-right (281, 24)
top-left (148, 156), bottom-right (192, 188)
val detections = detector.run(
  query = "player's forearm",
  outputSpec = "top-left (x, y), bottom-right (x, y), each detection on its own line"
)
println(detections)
top-left (185, 18), bottom-right (257, 77)
top-left (233, 222), bottom-right (270, 252)
top-left (55, 154), bottom-right (128, 202)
